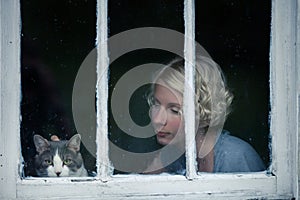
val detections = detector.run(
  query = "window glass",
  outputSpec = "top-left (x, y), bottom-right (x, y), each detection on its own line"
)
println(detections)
top-left (20, 0), bottom-right (271, 177)
top-left (108, 0), bottom-right (184, 174)
top-left (108, 0), bottom-right (271, 175)
top-left (195, 0), bottom-right (271, 170)
top-left (21, 0), bottom-right (97, 177)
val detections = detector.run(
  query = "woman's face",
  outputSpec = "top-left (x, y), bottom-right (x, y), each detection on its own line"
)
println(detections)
top-left (150, 83), bottom-right (184, 146)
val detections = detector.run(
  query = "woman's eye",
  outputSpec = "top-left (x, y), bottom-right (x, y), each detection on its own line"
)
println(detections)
top-left (44, 160), bottom-right (52, 165)
top-left (170, 107), bottom-right (181, 115)
top-left (150, 103), bottom-right (161, 111)
top-left (153, 104), bottom-right (160, 109)
top-left (63, 159), bottom-right (72, 165)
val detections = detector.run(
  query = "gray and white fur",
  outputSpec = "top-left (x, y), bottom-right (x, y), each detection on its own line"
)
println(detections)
top-left (33, 134), bottom-right (88, 177)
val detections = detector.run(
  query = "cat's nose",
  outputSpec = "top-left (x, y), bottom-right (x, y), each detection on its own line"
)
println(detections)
top-left (56, 172), bottom-right (61, 177)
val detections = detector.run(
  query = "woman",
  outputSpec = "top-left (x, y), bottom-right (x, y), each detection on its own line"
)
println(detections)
top-left (145, 56), bottom-right (265, 174)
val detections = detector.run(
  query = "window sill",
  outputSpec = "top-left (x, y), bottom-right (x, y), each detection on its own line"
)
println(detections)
top-left (16, 172), bottom-right (282, 199)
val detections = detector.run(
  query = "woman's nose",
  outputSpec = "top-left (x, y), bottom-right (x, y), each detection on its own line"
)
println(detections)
top-left (151, 107), bottom-right (167, 126)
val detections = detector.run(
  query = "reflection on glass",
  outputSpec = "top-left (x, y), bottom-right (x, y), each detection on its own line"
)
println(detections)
top-left (21, 0), bottom-right (96, 177)
top-left (108, 0), bottom-right (184, 174)
top-left (195, 0), bottom-right (271, 170)
top-left (109, 0), bottom-right (270, 174)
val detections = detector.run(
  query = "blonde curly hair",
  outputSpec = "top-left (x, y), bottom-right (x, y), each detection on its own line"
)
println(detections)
top-left (148, 55), bottom-right (233, 130)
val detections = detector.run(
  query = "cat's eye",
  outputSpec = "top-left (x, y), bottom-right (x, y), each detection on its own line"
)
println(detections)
top-left (63, 159), bottom-right (72, 165)
top-left (44, 160), bottom-right (52, 165)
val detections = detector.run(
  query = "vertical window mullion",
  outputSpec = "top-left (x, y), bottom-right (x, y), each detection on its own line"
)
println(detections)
top-left (0, 0), bottom-right (21, 198)
top-left (96, 0), bottom-right (112, 179)
top-left (270, 0), bottom-right (298, 195)
top-left (183, 0), bottom-right (197, 179)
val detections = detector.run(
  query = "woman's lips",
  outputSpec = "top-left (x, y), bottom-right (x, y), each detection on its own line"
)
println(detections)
top-left (156, 131), bottom-right (169, 137)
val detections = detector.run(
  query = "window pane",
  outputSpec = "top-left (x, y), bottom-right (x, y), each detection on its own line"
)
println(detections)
top-left (21, 0), bottom-right (96, 177)
top-left (195, 0), bottom-right (271, 172)
top-left (108, 0), bottom-right (184, 174)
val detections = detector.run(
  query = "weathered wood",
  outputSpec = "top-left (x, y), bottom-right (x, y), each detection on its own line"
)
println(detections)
top-left (184, 0), bottom-right (197, 180)
top-left (17, 174), bottom-right (278, 199)
top-left (270, 0), bottom-right (298, 197)
top-left (96, 0), bottom-right (112, 180)
top-left (0, 0), bottom-right (298, 199)
top-left (0, 0), bottom-right (21, 199)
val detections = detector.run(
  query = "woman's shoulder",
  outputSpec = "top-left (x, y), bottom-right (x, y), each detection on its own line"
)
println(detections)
top-left (217, 131), bottom-right (253, 150)
top-left (214, 131), bottom-right (266, 173)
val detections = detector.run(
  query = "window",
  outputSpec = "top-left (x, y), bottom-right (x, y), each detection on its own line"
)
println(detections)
top-left (0, 0), bottom-right (298, 199)
top-left (107, 0), bottom-right (184, 175)
top-left (196, 1), bottom-right (271, 169)
top-left (20, 0), bottom-right (97, 177)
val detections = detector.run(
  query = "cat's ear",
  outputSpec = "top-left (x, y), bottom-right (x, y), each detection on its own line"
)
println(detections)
top-left (66, 134), bottom-right (81, 152)
top-left (33, 135), bottom-right (50, 154)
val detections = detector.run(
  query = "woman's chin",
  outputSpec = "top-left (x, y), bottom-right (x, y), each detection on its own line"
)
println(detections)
top-left (156, 136), bottom-right (171, 146)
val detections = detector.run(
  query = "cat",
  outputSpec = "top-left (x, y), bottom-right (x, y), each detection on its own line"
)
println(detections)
top-left (33, 134), bottom-right (88, 177)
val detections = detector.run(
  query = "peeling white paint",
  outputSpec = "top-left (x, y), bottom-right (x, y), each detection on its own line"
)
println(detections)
top-left (183, 0), bottom-right (197, 180)
top-left (0, 0), bottom-right (298, 199)
top-left (17, 174), bottom-right (278, 199)
top-left (96, 0), bottom-right (113, 180)
top-left (270, 0), bottom-right (298, 197)
top-left (0, 0), bottom-right (21, 199)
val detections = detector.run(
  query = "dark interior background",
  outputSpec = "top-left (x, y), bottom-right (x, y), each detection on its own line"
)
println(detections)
top-left (21, 0), bottom-right (97, 176)
top-left (195, 0), bottom-right (271, 169)
top-left (21, 0), bottom-right (271, 176)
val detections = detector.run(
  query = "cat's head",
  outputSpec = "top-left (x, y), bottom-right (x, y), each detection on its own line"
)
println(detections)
top-left (33, 134), bottom-right (87, 177)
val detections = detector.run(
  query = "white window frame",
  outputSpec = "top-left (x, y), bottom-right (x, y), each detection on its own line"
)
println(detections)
top-left (0, 0), bottom-right (298, 199)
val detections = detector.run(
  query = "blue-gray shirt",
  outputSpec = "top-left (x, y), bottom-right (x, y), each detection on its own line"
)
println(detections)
top-left (164, 131), bottom-right (266, 174)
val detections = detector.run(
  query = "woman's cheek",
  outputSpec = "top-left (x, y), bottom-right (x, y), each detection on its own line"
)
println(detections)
top-left (169, 118), bottom-right (183, 136)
